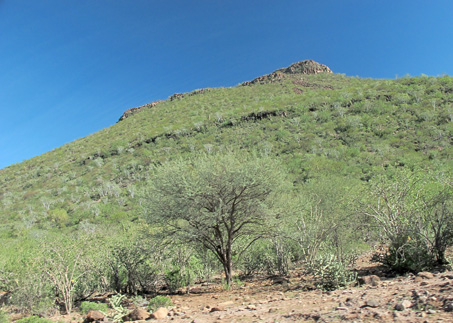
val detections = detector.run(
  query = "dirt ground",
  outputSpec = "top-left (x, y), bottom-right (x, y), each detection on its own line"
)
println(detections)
top-left (16, 254), bottom-right (453, 322)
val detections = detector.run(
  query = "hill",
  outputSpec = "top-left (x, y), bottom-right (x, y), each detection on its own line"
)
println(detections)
top-left (0, 60), bottom-right (452, 319)
top-left (0, 60), bottom-right (451, 236)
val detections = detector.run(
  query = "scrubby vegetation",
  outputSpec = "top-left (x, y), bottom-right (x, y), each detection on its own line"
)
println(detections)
top-left (0, 63), bottom-right (451, 319)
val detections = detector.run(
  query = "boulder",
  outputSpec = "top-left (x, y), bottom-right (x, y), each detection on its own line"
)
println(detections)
top-left (358, 275), bottom-right (381, 286)
top-left (365, 299), bottom-right (381, 308)
top-left (122, 307), bottom-right (150, 321)
top-left (149, 307), bottom-right (168, 319)
top-left (84, 310), bottom-right (105, 322)
top-left (417, 272), bottom-right (434, 279)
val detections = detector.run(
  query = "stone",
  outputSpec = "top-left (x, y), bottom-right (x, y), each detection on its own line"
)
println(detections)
top-left (417, 272), bottom-right (434, 279)
top-left (444, 300), bottom-right (453, 312)
top-left (365, 299), bottom-right (380, 308)
top-left (272, 277), bottom-right (290, 285)
top-left (395, 300), bottom-right (412, 311)
top-left (358, 275), bottom-right (381, 286)
top-left (84, 310), bottom-right (105, 322)
top-left (209, 306), bottom-right (225, 312)
top-left (246, 304), bottom-right (257, 310)
top-left (122, 308), bottom-right (150, 321)
top-left (150, 307), bottom-right (169, 319)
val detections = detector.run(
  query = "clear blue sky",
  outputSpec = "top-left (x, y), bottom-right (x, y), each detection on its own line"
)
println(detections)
top-left (1, 0), bottom-right (452, 170)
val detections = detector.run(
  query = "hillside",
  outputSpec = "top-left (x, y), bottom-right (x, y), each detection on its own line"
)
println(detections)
top-left (0, 60), bottom-right (451, 237)
top-left (0, 60), bottom-right (452, 320)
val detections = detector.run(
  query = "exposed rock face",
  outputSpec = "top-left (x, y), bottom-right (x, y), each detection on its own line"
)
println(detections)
top-left (118, 88), bottom-right (213, 122)
top-left (277, 60), bottom-right (332, 75)
top-left (118, 60), bottom-right (330, 121)
top-left (118, 100), bottom-right (163, 122)
top-left (242, 60), bottom-right (332, 86)
top-left (169, 88), bottom-right (211, 101)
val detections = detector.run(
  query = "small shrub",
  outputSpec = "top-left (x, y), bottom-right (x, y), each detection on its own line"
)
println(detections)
top-left (0, 310), bottom-right (9, 323)
top-left (164, 268), bottom-right (190, 293)
top-left (107, 294), bottom-right (128, 323)
top-left (80, 301), bottom-right (108, 314)
top-left (147, 296), bottom-right (173, 312)
top-left (16, 316), bottom-right (52, 323)
top-left (307, 254), bottom-right (357, 291)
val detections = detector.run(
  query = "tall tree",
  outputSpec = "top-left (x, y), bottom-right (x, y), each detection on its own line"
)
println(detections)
top-left (145, 151), bottom-right (287, 285)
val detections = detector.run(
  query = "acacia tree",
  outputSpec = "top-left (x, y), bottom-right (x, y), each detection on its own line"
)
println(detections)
top-left (146, 152), bottom-right (287, 286)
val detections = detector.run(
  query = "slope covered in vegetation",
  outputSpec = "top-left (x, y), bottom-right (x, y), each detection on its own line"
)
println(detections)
top-left (0, 61), bottom-right (451, 317)
top-left (1, 62), bottom-right (451, 232)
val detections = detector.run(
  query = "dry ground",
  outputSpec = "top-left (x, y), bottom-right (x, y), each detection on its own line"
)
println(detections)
top-left (11, 254), bottom-right (453, 322)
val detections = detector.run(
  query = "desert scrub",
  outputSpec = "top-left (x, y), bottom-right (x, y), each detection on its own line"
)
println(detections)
top-left (107, 294), bottom-right (128, 323)
top-left (307, 253), bottom-right (357, 291)
top-left (80, 301), bottom-right (108, 314)
top-left (15, 316), bottom-right (53, 323)
top-left (0, 310), bottom-right (9, 323)
top-left (147, 296), bottom-right (173, 312)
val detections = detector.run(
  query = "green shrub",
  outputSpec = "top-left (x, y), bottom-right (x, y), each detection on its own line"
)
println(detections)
top-left (164, 268), bottom-right (191, 293)
top-left (107, 294), bottom-right (128, 323)
top-left (16, 316), bottom-right (52, 323)
top-left (80, 301), bottom-right (108, 314)
top-left (360, 169), bottom-right (453, 273)
top-left (0, 310), bottom-right (9, 323)
top-left (307, 254), bottom-right (357, 291)
top-left (147, 296), bottom-right (173, 312)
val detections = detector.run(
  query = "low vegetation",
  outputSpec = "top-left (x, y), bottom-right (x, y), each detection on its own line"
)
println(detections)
top-left (0, 62), bottom-right (451, 319)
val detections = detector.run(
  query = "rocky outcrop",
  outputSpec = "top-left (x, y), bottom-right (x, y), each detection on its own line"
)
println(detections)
top-left (169, 88), bottom-right (211, 101)
top-left (118, 88), bottom-right (213, 122)
top-left (242, 60), bottom-right (332, 86)
top-left (277, 60), bottom-right (332, 75)
top-left (118, 61), bottom-right (330, 121)
top-left (118, 100), bottom-right (163, 122)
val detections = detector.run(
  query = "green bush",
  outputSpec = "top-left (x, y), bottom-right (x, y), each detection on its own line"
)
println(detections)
top-left (16, 316), bottom-right (52, 323)
top-left (80, 301), bottom-right (108, 314)
top-left (147, 296), bottom-right (173, 312)
top-left (0, 310), bottom-right (9, 323)
top-left (360, 169), bottom-right (453, 273)
top-left (164, 268), bottom-right (191, 293)
top-left (307, 254), bottom-right (357, 291)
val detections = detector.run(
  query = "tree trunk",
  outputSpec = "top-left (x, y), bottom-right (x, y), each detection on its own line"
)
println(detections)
top-left (223, 260), bottom-right (232, 287)
top-left (221, 244), bottom-right (233, 287)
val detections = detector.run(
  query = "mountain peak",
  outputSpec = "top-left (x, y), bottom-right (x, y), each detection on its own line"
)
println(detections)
top-left (241, 60), bottom-right (332, 86)
top-left (277, 60), bottom-right (332, 75)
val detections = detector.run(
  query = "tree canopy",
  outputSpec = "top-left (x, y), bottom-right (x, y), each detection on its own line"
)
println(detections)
top-left (145, 151), bottom-right (289, 285)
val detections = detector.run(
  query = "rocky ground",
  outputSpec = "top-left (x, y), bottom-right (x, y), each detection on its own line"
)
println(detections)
top-left (15, 254), bottom-right (453, 322)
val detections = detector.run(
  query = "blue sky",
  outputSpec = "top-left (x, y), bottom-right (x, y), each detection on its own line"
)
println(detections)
top-left (1, 0), bottom-right (452, 169)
